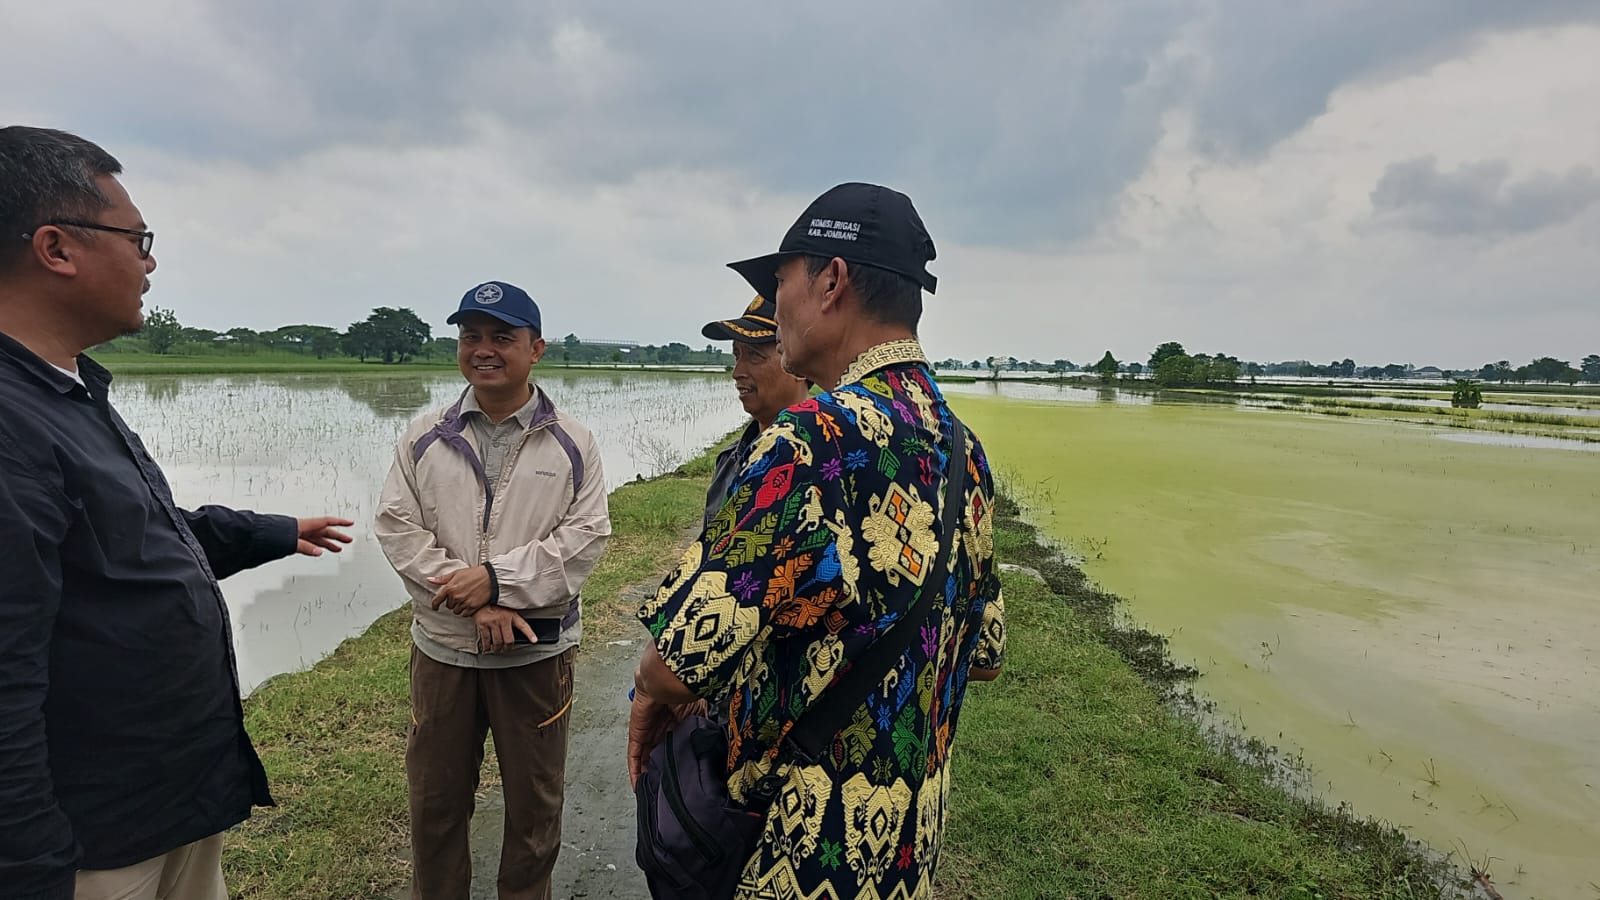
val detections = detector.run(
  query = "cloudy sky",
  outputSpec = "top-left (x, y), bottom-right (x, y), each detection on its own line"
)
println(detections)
top-left (6, 1), bottom-right (1598, 368)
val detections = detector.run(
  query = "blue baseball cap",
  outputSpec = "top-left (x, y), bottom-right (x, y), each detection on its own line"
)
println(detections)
top-left (446, 281), bottom-right (542, 333)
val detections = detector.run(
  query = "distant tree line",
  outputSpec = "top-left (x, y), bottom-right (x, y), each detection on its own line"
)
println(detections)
top-left (554, 334), bottom-right (728, 367)
top-left (122, 306), bottom-right (441, 364)
top-left (1475, 357), bottom-right (1597, 385)
top-left (940, 344), bottom-right (1600, 387)
top-left (109, 308), bottom-right (738, 368)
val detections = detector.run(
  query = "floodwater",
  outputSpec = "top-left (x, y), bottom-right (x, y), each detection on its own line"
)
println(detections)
top-left (948, 384), bottom-right (1600, 900)
top-left (1264, 392), bottom-right (1600, 420)
top-left (1439, 432), bottom-right (1600, 453)
top-left (111, 370), bottom-right (747, 694)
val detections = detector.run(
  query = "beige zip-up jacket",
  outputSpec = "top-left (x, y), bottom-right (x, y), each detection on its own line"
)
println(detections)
top-left (376, 385), bottom-right (610, 656)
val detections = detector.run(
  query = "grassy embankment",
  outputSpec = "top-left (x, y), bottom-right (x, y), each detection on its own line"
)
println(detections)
top-left (221, 438), bottom-right (1473, 899)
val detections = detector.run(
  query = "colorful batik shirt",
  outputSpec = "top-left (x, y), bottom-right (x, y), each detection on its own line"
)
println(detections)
top-left (640, 340), bottom-right (1006, 900)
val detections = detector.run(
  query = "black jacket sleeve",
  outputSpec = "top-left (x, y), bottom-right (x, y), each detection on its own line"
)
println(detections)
top-left (0, 429), bottom-right (79, 900)
top-left (179, 506), bottom-right (299, 581)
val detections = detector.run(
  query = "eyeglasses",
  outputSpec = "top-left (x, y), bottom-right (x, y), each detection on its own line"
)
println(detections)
top-left (21, 220), bottom-right (155, 259)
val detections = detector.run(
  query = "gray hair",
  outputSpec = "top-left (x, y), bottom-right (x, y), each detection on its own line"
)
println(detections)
top-left (802, 254), bottom-right (923, 332)
top-left (0, 126), bottom-right (123, 271)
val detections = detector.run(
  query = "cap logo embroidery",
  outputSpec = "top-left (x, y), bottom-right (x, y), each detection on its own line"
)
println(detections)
top-left (746, 296), bottom-right (764, 314)
top-left (474, 283), bottom-right (504, 305)
top-left (807, 218), bottom-right (861, 242)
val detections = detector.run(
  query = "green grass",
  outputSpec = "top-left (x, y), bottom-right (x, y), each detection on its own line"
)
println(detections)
top-left (222, 438), bottom-right (731, 899)
top-left (940, 511), bottom-right (1469, 899)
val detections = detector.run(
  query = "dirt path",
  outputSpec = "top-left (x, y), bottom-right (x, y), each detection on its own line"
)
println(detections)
top-left (390, 636), bottom-right (648, 899)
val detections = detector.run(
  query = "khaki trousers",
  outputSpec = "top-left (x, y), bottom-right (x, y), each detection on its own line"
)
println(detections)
top-left (73, 834), bottom-right (226, 900)
top-left (407, 646), bottom-right (575, 900)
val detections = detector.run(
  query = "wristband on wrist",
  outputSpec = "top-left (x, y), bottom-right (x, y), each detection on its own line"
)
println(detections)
top-left (483, 562), bottom-right (500, 606)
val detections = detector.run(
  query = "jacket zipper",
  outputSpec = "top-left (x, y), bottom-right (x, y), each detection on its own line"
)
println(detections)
top-left (477, 421), bottom-right (546, 562)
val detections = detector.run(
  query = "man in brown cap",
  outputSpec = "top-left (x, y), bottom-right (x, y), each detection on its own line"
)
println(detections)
top-left (698, 294), bottom-right (810, 527)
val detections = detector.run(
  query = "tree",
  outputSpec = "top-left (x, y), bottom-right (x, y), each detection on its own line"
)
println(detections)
top-left (342, 321), bottom-right (381, 362)
top-left (1526, 356), bottom-right (1570, 383)
top-left (310, 329), bottom-right (343, 359)
top-left (140, 306), bottom-right (183, 355)
top-left (273, 324), bottom-right (342, 358)
top-left (1094, 351), bottom-right (1119, 384)
top-left (1451, 379), bottom-right (1483, 409)
top-left (1149, 341), bottom-right (1186, 371)
top-left (1337, 358), bottom-right (1356, 378)
top-left (1127, 362), bottom-right (1144, 377)
top-left (225, 327), bottom-right (260, 348)
top-left (423, 336), bottom-right (457, 360)
top-left (359, 307), bottom-right (431, 364)
top-left (1153, 354), bottom-right (1192, 387)
top-left (1583, 355), bottom-right (1600, 384)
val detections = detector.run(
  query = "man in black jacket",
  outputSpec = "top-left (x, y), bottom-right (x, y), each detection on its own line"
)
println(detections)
top-left (0, 126), bottom-right (353, 900)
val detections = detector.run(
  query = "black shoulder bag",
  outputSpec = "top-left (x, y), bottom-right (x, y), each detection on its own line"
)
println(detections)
top-left (635, 422), bottom-right (968, 900)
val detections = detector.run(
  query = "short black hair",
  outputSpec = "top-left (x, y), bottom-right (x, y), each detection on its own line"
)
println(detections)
top-left (0, 127), bottom-right (123, 272)
top-left (804, 255), bottom-right (922, 332)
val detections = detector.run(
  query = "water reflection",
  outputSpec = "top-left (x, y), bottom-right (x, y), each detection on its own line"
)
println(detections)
top-left (943, 380), bottom-right (1150, 405)
top-left (110, 370), bottom-right (748, 692)
top-left (1437, 431), bottom-right (1600, 452)
top-left (335, 374), bottom-right (437, 419)
top-left (940, 379), bottom-right (1234, 407)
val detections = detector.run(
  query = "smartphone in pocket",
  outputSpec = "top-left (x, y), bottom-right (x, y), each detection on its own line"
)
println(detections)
top-left (512, 613), bottom-right (564, 645)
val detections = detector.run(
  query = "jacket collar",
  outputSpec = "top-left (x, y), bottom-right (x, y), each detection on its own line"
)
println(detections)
top-left (459, 384), bottom-right (551, 430)
top-left (838, 339), bottom-right (928, 389)
top-left (0, 329), bottom-right (109, 396)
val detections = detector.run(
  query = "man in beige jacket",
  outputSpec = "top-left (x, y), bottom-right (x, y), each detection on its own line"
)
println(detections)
top-left (376, 280), bottom-right (610, 900)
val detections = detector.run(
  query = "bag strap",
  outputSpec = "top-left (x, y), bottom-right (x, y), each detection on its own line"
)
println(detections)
top-left (781, 419), bottom-right (968, 769)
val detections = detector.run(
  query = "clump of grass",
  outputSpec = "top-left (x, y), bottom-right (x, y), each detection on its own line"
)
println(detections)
top-left (1485, 410), bottom-right (1595, 428)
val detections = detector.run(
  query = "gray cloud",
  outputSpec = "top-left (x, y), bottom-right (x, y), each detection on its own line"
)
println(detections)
top-left (1368, 156), bottom-right (1600, 236)
top-left (12, 1), bottom-right (1594, 249)
top-left (1188, 0), bottom-right (1600, 160)
top-left (4, 3), bottom-right (1598, 366)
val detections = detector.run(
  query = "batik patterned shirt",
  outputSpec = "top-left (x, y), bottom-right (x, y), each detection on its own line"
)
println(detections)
top-left (640, 340), bottom-right (1006, 900)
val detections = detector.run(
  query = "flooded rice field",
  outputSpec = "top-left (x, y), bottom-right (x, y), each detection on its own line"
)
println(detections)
top-left (947, 383), bottom-right (1600, 899)
top-left (112, 370), bottom-right (746, 694)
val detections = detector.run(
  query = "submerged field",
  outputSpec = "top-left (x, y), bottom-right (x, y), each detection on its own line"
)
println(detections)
top-left (947, 390), bottom-right (1600, 899)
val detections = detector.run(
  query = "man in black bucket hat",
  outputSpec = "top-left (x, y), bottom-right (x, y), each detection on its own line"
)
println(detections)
top-left (631, 183), bottom-right (1005, 899)
top-left (698, 294), bottom-right (810, 528)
